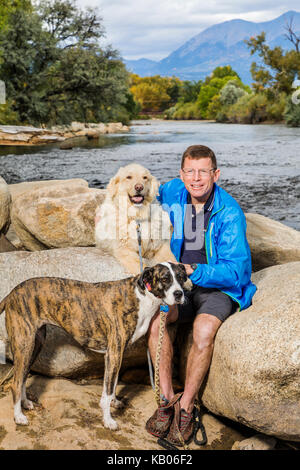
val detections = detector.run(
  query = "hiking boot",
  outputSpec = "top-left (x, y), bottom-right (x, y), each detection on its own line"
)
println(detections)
top-left (145, 393), bottom-right (182, 438)
top-left (166, 406), bottom-right (194, 447)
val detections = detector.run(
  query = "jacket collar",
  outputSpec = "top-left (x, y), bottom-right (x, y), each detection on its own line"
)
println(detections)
top-left (181, 182), bottom-right (224, 214)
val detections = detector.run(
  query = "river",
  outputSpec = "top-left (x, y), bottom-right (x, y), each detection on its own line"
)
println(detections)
top-left (0, 120), bottom-right (299, 230)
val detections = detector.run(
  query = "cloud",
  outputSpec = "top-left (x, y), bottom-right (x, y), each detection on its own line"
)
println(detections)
top-left (77, 0), bottom-right (300, 60)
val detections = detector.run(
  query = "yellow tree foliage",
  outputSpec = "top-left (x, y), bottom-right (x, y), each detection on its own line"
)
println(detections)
top-left (0, 0), bottom-right (32, 30)
top-left (130, 74), bottom-right (181, 112)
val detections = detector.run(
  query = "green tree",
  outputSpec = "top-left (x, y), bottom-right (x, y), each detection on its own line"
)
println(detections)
top-left (197, 76), bottom-right (238, 118)
top-left (207, 65), bottom-right (240, 81)
top-left (0, 0), bottom-right (130, 125)
top-left (245, 31), bottom-right (300, 95)
top-left (178, 80), bottom-right (202, 103)
top-left (0, 0), bottom-right (32, 31)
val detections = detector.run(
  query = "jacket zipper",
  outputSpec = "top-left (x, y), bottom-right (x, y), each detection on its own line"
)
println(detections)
top-left (209, 223), bottom-right (214, 257)
top-left (205, 206), bottom-right (224, 261)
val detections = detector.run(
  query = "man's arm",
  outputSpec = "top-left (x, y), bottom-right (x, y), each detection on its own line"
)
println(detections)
top-left (188, 213), bottom-right (252, 289)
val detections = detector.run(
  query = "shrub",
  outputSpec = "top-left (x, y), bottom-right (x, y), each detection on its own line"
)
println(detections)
top-left (227, 93), bottom-right (269, 124)
top-left (164, 102), bottom-right (203, 120)
top-left (265, 93), bottom-right (286, 122)
top-left (0, 101), bottom-right (20, 125)
top-left (220, 81), bottom-right (246, 106)
top-left (284, 97), bottom-right (300, 127)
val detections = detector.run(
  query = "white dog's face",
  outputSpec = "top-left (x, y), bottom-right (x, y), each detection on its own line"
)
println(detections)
top-left (107, 163), bottom-right (159, 207)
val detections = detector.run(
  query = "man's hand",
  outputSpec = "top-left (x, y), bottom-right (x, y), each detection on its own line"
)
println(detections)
top-left (183, 264), bottom-right (194, 275)
top-left (168, 260), bottom-right (194, 276)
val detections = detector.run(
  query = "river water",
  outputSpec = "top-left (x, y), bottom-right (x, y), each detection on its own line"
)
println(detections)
top-left (0, 120), bottom-right (299, 230)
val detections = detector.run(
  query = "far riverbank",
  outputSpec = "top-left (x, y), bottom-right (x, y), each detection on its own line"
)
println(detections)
top-left (0, 120), bottom-right (299, 230)
top-left (0, 122), bottom-right (130, 147)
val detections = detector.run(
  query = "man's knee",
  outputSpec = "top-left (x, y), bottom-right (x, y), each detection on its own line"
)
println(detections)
top-left (192, 314), bottom-right (222, 351)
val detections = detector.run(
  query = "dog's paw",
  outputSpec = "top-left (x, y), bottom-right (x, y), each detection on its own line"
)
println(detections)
top-left (15, 413), bottom-right (29, 426)
top-left (22, 399), bottom-right (34, 410)
top-left (104, 417), bottom-right (118, 430)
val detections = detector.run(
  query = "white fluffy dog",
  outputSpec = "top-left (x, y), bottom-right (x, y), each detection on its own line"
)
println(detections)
top-left (95, 163), bottom-right (176, 274)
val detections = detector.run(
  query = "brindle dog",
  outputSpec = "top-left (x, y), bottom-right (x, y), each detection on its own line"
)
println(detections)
top-left (0, 262), bottom-right (192, 430)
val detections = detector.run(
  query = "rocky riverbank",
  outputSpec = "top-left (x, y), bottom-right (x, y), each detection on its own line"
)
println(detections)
top-left (0, 122), bottom-right (130, 147)
top-left (0, 177), bottom-right (299, 449)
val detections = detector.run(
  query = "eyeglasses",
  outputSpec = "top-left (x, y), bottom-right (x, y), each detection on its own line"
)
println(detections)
top-left (182, 168), bottom-right (216, 178)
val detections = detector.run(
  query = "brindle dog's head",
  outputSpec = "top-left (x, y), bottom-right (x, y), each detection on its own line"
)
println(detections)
top-left (137, 262), bottom-right (193, 305)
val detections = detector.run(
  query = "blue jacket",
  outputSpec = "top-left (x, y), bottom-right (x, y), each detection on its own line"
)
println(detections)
top-left (157, 179), bottom-right (257, 311)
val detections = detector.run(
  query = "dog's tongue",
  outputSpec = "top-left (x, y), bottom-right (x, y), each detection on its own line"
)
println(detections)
top-left (131, 196), bottom-right (144, 203)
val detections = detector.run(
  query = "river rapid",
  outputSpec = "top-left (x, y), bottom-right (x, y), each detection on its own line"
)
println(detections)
top-left (0, 120), bottom-right (299, 230)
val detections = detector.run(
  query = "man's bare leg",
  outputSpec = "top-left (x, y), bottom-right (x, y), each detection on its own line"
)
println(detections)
top-left (147, 305), bottom-right (178, 402)
top-left (180, 314), bottom-right (222, 413)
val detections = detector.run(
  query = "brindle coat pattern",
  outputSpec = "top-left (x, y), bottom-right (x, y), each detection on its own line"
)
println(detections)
top-left (0, 262), bottom-right (191, 429)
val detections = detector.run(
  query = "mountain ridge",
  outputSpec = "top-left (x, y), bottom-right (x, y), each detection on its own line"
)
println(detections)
top-left (124, 10), bottom-right (300, 84)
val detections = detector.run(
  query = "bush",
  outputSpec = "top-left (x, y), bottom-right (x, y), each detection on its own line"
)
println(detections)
top-left (164, 102), bottom-right (203, 120)
top-left (227, 93), bottom-right (269, 124)
top-left (0, 101), bottom-right (20, 125)
top-left (284, 97), bottom-right (300, 127)
top-left (206, 95), bottom-right (223, 120)
top-left (265, 93), bottom-right (286, 122)
top-left (220, 81), bottom-right (246, 106)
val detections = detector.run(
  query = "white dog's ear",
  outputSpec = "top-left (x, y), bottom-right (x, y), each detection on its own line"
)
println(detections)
top-left (149, 175), bottom-right (159, 202)
top-left (107, 175), bottom-right (120, 200)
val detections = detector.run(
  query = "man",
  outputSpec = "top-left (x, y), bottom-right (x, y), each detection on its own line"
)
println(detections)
top-left (146, 145), bottom-right (256, 446)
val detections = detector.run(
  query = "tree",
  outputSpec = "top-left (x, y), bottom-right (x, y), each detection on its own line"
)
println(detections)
top-left (284, 17), bottom-right (300, 53)
top-left (0, 0), bottom-right (31, 31)
top-left (206, 65), bottom-right (240, 81)
top-left (245, 29), bottom-right (300, 95)
top-left (130, 75), bottom-right (182, 112)
top-left (197, 76), bottom-right (238, 118)
top-left (0, 0), bottom-right (130, 125)
top-left (178, 80), bottom-right (202, 103)
top-left (219, 80), bottom-right (247, 105)
top-left (36, 0), bottom-right (105, 48)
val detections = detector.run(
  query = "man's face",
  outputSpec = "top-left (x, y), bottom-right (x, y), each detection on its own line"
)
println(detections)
top-left (180, 156), bottom-right (220, 202)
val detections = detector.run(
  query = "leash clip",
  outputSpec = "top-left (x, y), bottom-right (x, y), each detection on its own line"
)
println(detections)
top-left (160, 304), bottom-right (169, 313)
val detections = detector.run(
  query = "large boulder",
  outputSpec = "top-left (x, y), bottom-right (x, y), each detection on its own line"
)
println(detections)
top-left (0, 176), bottom-right (11, 235)
top-left (178, 262), bottom-right (300, 441)
top-left (246, 213), bottom-right (300, 271)
top-left (11, 183), bottom-right (105, 250)
top-left (0, 247), bottom-right (153, 378)
top-left (9, 178), bottom-right (88, 202)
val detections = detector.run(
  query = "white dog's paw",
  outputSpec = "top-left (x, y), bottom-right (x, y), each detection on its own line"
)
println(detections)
top-left (22, 399), bottom-right (34, 410)
top-left (15, 413), bottom-right (29, 426)
top-left (104, 417), bottom-right (119, 430)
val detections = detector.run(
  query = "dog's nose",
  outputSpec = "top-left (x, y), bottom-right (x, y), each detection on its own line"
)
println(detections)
top-left (174, 290), bottom-right (183, 301)
top-left (135, 184), bottom-right (144, 193)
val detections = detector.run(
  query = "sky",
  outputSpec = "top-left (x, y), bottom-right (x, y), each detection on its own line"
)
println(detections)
top-left (77, 0), bottom-right (300, 60)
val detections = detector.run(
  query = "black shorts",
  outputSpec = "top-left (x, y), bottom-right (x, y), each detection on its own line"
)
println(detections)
top-left (178, 285), bottom-right (238, 323)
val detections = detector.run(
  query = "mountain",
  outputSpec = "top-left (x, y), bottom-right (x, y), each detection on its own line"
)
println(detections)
top-left (124, 11), bottom-right (300, 84)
